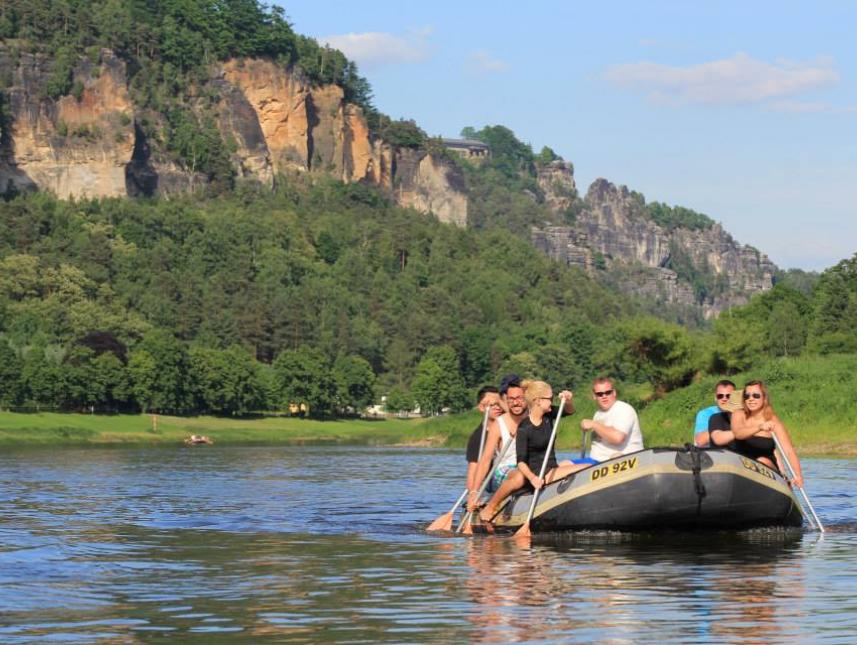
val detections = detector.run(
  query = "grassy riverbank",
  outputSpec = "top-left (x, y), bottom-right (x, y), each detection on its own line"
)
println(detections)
top-left (0, 411), bottom-right (444, 447)
top-left (2, 355), bottom-right (855, 455)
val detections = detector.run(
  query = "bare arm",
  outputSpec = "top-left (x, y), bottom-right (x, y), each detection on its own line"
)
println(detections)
top-left (580, 418), bottom-right (627, 445)
top-left (772, 419), bottom-right (803, 487)
top-left (729, 410), bottom-right (775, 440)
top-left (558, 390), bottom-right (575, 416)
top-left (709, 428), bottom-right (734, 446)
top-left (695, 431), bottom-right (710, 447)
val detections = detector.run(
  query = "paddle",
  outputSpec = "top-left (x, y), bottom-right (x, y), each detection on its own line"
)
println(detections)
top-left (771, 433), bottom-right (825, 532)
top-left (514, 399), bottom-right (565, 538)
top-left (426, 406), bottom-right (491, 532)
top-left (456, 434), bottom-right (515, 534)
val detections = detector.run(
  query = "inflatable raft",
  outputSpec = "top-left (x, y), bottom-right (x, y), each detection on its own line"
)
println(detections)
top-left (472, 447), bottom-right (805, 533)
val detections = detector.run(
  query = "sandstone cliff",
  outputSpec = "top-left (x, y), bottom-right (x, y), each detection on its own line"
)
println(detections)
top-left (0, 48), bottom-right (134, 198)
top-left (0, 48), bottom-right (467, 226)
top-left (533, 173), bottom-right (775, 317)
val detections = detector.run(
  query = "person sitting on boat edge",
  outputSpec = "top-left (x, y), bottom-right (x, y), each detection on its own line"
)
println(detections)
top-left (466, 374), bottom-right (527, 511)
top-left (580, 377), bottom-right (644, 462)
top-left (692, 379), bottom-right (736, 447)
top-left (464, 385), bottom-right (505, 508)
top-left (714, 380), bottom-right (804, 487)
top-left (478, 380), bottom-right (586, 523)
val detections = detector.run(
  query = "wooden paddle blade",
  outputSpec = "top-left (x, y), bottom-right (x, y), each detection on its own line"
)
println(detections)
top-left (460, 518), bottom-right (474, 535)
top-left (514, 522), bottom-right (532, 538)
top-left (426, 512), bottom-right (454, 532)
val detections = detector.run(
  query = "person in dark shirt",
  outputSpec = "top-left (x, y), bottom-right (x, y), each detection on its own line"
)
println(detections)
top-left (693, 379), bottom-right (736, 447)
top-left (711, 380), bottom-right (804, 487)
top-left (479, 379), bottom-right (584, 523)
top-left (708, 407), bottom-right (734, 450)
top-left (464, 385), bottom-right (504, 499)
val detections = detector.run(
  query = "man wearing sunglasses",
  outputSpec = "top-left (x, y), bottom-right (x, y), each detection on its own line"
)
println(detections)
top-left (693, 380), bottom-right (736, 447)
top-left (580, 377), bottom-right (643, 462)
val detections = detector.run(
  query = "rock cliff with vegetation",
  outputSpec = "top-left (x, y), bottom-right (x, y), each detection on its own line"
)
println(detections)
top-left (0, 5), bottom-right (467, 226)
top-left (533, 176), bottom-right (776, 318)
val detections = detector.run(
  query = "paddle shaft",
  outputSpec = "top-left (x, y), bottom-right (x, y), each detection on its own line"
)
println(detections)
top-left (771, 433), bottom-right (824, 532)
top-left (580, 428), bottom-right (590, 460)
top-left (450, 408), bottom-right (491, 514)
top-left (521, 404), bottom-right (565, 529)
top-left (455, 435), bottom-right (515, 533)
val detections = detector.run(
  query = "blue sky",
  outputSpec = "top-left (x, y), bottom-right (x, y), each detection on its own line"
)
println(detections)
top-left (278, 1), bottom-right (857, 271)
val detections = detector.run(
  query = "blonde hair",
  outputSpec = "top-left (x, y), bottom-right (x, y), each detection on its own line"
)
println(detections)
top-left (521, 379), bottom-right (551, 407)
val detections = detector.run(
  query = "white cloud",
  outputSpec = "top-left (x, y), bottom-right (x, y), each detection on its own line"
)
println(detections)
top-left (604, 53), bottom-right (839, 106)
top-left (320, 29), bottom-right (431, 68)
top-left (467, 51), bottom-right (508, 74)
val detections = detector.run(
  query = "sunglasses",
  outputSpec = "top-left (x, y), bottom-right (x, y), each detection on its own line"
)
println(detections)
top-left (593, 389), bottom-right (614, 398)
top-left (743, 392), bottom-right (763, 400)
top-left (715, 393), bottom-right (731, 400)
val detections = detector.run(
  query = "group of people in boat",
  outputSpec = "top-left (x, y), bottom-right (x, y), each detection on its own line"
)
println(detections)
top-left (693, 379), bottom-right (803, 486)
top-left (464, 374), bottom-right (803, 525)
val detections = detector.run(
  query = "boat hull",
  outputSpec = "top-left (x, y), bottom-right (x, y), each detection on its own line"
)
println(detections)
top-left (476, 448), bottom-right (804, 533)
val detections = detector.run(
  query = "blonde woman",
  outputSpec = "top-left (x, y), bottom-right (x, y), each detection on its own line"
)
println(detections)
top-left (479, 380), bottom-right (585, 523)
top-left (728, 380), bottom-right (804, 487)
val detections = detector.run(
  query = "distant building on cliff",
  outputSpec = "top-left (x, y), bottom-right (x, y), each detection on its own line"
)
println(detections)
top-left (441, 138), bottom-right (490, 163)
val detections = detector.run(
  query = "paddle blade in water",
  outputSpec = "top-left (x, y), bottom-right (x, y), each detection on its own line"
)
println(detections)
top-left (426, 512), bottom-right (454, 532)
top-left (514, 522), bottom-right (532, 539)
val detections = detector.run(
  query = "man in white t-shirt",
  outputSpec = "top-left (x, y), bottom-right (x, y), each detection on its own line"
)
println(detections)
top-left (580, 377), bottom-right (643, 462)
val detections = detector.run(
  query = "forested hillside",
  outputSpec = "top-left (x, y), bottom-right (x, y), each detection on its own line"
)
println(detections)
top-left (1, 176), bottom-right (854, 418)
top-left (1, 1), bottom-right (855, 421)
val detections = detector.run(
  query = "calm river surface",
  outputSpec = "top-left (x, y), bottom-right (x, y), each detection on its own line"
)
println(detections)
top-left (1, 445), bottom-right (855, 643)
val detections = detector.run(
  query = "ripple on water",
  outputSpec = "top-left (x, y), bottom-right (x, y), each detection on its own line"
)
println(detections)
top-left (0, 447), bottom-right (854, 642)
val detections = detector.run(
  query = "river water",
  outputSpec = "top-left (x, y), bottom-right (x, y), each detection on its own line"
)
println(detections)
top-left (0, 445), bottom-right (855, 643)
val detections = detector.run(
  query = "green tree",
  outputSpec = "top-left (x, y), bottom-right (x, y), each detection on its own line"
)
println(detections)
top-left (384, 386), bottom-right (414, 416)
top-left (128, 330), bottom-right (192, 413)
top-left (411, 345), bottom-right (468, 415)
top-left (768, 301), bottom-right (806, 357)
top-left (20, 347), bottom-right (64, 410)
top-left (272, 346), bottom-right (337, 418)
top-left (333, 355), bottom-right (376, 413)
top-left (189, 345), bottom-right (265, 415)
top-left (708, 313), bottom-right (767, 374)
top-left (0, 340), bottom-right (22, 407)
top-left (598, 317), bottom-right (696, 394)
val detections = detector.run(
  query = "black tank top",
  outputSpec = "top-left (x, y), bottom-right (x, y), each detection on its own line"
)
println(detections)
top-left (734, 434), bottom-right (776, 463)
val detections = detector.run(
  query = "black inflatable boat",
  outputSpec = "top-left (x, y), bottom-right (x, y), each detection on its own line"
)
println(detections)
top-left (472, 447), bottom-right (805, 533)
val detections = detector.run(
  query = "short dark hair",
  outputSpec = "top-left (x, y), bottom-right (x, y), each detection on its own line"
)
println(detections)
top-left (476, 385), bottom-right (499, 405)
top-left (499, 373), bottom-right (521, 395)
top-left (715, 379), bottom-right (736, 390)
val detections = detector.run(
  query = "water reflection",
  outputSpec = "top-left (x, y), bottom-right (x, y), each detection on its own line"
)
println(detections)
top-left (450, 530), bottom-right (811, 643)
top-left (0, 446), bottom-right (854, 642)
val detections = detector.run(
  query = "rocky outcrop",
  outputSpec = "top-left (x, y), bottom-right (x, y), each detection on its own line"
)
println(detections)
top-left (0, 49), bottom-right (467, 226)
top-left (217, 59), bottom-right (467, 225)
top-left (533, 177), bottom-right (776, 317)
top-left (0, 47), bottom-right (134, 198)
top-left (537, 160), bottom-right (576, 213)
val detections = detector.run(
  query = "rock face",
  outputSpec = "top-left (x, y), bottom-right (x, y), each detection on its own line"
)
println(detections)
top-left (0, 48), bottom-right (134, 198)
top-left (0, 49), bottom-right (467, 226)
top-left (534, 176), bottom-right (776, 317)
top-left (537, 160), bottom-right (576, 213)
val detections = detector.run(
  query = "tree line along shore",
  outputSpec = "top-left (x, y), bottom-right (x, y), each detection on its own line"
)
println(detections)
top-left (2, 354), bottom-right (856, 457)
